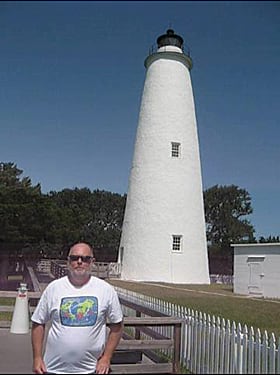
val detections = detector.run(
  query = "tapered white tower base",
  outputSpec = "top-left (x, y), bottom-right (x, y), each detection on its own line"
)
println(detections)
top-left (119, 30), bottom-right (210, 284)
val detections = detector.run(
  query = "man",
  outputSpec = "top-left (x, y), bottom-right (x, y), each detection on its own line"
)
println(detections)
top-left (31, 242), bottom-right (123, 374)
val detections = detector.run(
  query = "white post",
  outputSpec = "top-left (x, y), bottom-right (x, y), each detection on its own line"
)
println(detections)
top-left (10, 283), bottom-right (30, 334)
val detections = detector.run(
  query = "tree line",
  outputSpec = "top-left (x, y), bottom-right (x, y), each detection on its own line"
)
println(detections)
top-left (0, 162), bottom-right (278, 259)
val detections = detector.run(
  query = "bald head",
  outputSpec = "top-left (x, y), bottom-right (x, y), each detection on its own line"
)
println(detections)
top-left (68, 242), bottom-right (95, 258)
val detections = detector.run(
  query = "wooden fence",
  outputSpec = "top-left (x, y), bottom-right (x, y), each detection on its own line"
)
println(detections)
top-left (48, 260), bottom-right (121, 279)
top-left (111, 316), bottom-right (183, 374)
top-left (115, 287), bottom-right (280, 374)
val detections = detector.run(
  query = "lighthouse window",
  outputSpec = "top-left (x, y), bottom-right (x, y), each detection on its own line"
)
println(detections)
top-left (172, 235), bottom-right (182, 252)
top-left (171, 142), bottom-right (180, 157)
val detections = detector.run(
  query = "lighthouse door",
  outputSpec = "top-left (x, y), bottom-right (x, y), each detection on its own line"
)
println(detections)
top-left (247, 257), bottom-right (264, 296)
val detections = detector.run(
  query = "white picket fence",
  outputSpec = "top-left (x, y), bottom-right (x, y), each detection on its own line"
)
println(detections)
top-left (210, 274), bottom-right (234, 285)
top-left (115, 287), bottom-right (280, 374)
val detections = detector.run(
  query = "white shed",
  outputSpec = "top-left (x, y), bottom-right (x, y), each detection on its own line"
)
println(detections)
top-left (232, 243), bottom-right (280, 299)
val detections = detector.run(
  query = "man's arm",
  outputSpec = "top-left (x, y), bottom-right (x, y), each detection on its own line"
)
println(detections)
top-left (96, 321), bottom-right (124, 374)
top-left (31, 322), bottom-right (47, 374)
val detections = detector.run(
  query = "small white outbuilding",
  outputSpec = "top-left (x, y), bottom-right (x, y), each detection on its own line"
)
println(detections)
top-left (232, 243), bottom-right (280, 299)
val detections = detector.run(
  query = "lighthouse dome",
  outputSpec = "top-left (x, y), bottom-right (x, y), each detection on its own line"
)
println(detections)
top-left (156, 29), bottom-right (184, 53)
top-left (157, 29), bottom-right (183, 48)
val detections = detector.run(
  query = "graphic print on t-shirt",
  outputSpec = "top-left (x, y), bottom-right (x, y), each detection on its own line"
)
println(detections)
top-left (60, 296), bottom-right (98, 326)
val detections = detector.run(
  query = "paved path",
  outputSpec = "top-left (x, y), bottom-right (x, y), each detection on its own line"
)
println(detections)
top-left (0, 328), bottom-right (33, 374)
top-left (0, 268), bottom-right (51, 374)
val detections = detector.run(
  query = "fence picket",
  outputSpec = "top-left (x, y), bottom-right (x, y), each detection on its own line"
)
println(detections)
top-left (219, 318), bottom-right (226, 374)
top-left (255, 329), bottom-right (262, 374)
top-left (236, 323), bottom-right (243, 374)
top-left (200, 313), bottom-right (207, 374)
top-left (197, 312), bottom-right (203, 374)
top-left (214, 316), bottom-right (221, 374)
top-left (248, 327), bottom-right (255, 374)
top-left (205, 314), bottom-right (211, 373)
top-left (210, 315), bottom-right (216, 374)
top-left (185, 307), bottom-right (191, 368)
top-left (269, 333), bottom-right (276, 374)
top-left (262, 330), bottom-right (268, 374)
top-left (278, 337), bottom-right (280, 374)
top-left (229, 321), bottom-right (236, 373)
top-left (224, 319), bottom-right (231, 374)
top-left (193, 310), bottom-right (199, 373)
top-left (242, 325), bottom-right (248, 374)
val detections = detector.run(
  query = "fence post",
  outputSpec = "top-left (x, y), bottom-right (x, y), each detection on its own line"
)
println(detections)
top-left (173, 321), bottom-right (182, 373)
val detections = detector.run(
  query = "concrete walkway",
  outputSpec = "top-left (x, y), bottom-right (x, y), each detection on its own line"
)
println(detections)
top-left (0, 328), bottom-right (33, 374)
top-left (0, 268), bottom-right (50, 374)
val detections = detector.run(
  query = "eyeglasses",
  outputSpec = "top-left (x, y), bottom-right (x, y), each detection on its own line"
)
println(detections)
top-left (68, 255), bottom-right (93, 263)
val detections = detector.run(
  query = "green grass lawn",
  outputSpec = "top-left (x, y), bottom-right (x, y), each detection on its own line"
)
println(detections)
top-left (109, 279), bottom-right (280, 338)
top-left (0, 311), bottom-right (13, 321)
top-left (0, 297), bottom-right (15, 306)
top-left (0, 298), bottom-right (14, 321)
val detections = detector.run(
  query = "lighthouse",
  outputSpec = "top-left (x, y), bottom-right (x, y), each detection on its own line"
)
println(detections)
top-left (118, 29), bottom-right (210, 284)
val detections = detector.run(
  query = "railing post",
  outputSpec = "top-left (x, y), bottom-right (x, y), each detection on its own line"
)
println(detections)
top-left (173, 321), bottom-right (182, 373)
top-left (135, 310), bottom-right (141, 340)
top-left (107, 263), bottom-right (109, 279)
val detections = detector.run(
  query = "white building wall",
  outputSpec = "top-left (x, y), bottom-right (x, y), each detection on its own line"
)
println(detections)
top-left (233, 244), bottom-right (280, 299)
top-left (264, 252), bottom-right (280, 298)
top-left (119, 40), bottom-right (210, 284)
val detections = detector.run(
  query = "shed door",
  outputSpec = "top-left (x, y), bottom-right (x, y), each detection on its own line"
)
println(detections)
top-left (247, 257), bottom-right (264, 296)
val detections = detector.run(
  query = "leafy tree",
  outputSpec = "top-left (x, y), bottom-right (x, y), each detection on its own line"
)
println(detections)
top-left (259, 235), bottom-right (280, 243)
top-left (48, 188), bottom-right (126, 254)
top-left (204, 184), bottom-right (255, 251)
top-left (80, 189), bottom-right (126, 248)
top-left (0, 162), bottom-right (48, 244)
top-left (48, 187), bottom-right (93, 244)
top-left (0, 162), bottom-right (35, 188)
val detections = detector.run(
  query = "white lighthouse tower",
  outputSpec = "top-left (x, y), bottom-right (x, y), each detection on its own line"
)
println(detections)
top-left (118, 29), bottom-right (210, 284)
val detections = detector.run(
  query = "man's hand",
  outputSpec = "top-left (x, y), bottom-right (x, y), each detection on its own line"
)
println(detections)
top-left (32, 357), bottom-right (47, 374)
top-left (95, 355), bottom-right (111, 374)
top-left (95, 321), bottom-right (123, 374)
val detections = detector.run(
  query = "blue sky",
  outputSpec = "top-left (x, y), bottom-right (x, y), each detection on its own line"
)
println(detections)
top-left (1, 1), bottom-right (279, 239)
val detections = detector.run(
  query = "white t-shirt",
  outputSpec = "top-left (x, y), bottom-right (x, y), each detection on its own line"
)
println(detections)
top-left (31, 276), bottom-right (123, 374)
